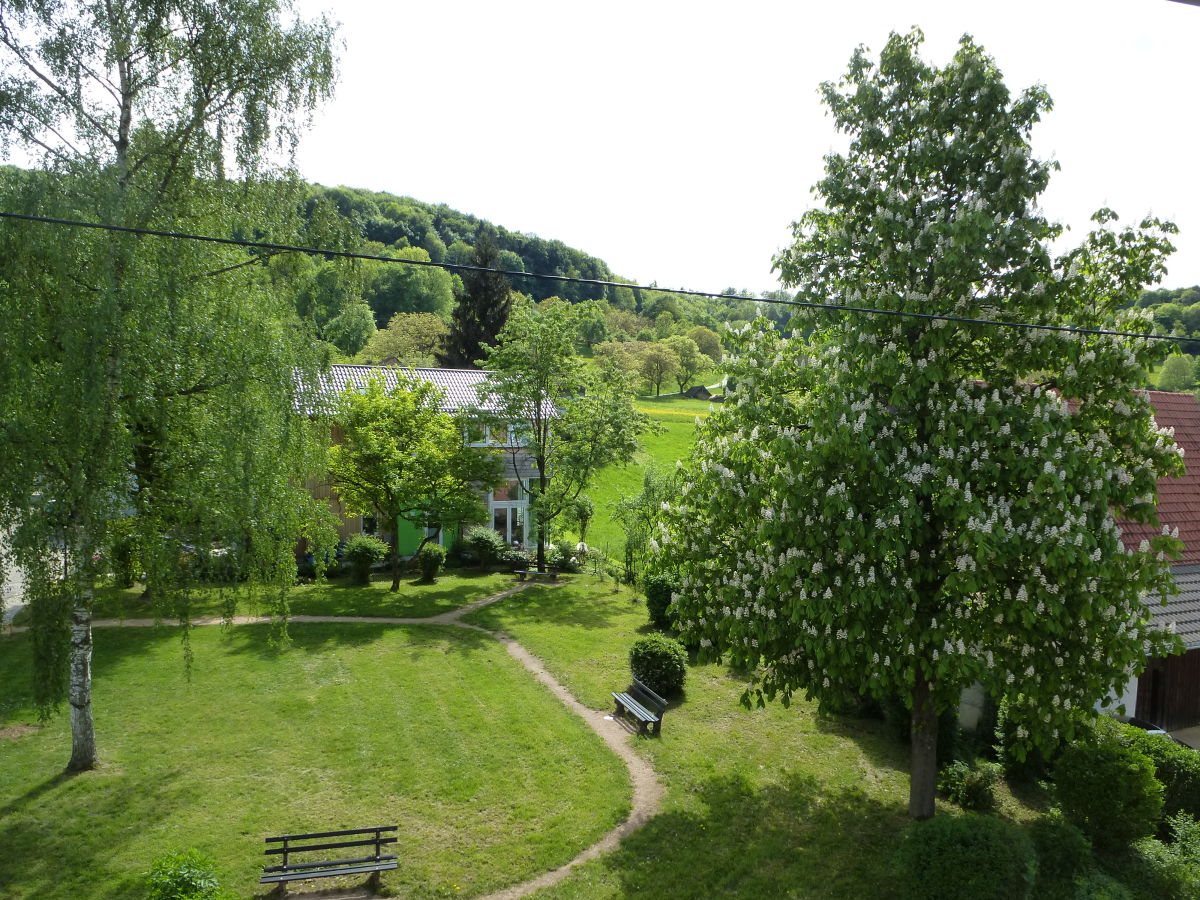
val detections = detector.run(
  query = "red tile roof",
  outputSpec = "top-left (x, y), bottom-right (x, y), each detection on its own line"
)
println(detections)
top-left (1120, 391), bottom-right (1200, 565)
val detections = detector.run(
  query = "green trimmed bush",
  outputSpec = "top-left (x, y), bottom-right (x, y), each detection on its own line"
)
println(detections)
top-left (417, 543), bottom-right (446, 582)
top-left (895, 814), bottom-right (1037, 900)
top-left (1126, 815), bottom-right (1200, 900)
top-left (937, 759), bottom-right (1003, 811)
top-left (629, 633), bottom-right (688, 697)
top-left (1053, 729), bottom-right (1163, 853)
top-left (642, 572), bottom-right (679, 630)
top-left (343, 533), bottom-right (389, 586)
top-left (1028, 813), bottom-right (1092, 899)
top-left (1124, 726), bottom-right (1200, 825)
top-left (144, 849), bottom-right (226, 900)
top-left (464, 525), bottom-right (507, 569)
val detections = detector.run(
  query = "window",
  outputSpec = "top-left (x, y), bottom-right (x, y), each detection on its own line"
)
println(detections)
top-left (490, 481), bottom-right (527, 546)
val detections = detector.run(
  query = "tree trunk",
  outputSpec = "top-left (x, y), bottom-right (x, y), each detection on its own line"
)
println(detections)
top-left (908, 669), bottom-right (937, 819)
top-left (389, 546), bottom-right (401, 592)
top-left (67, 605), bottom-right (97, 772)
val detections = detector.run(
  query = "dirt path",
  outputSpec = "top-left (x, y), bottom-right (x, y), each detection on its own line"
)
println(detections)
top-left (5, 583), bottom-right (663, 899)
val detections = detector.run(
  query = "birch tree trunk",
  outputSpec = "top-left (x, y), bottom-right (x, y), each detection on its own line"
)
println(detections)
top-left (67, 603), bottom-right (97, 772)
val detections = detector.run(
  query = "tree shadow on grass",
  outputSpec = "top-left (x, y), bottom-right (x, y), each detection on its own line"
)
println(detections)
top-left (464, 583), bottom-right (642, 632)
top-left (812, 711), bottom-right (912, 780)
top-left (0, 765), bottom-right (186, 899)
top-left (598, 772), bottom-right (907, 899)
top-left (213, 620), bottom-right (393, 661)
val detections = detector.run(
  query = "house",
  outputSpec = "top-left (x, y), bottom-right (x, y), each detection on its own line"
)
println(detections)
top-left (308, 364), bottom-right (538, 554)
top-left (1110, 390), bottom-right (1200, 733)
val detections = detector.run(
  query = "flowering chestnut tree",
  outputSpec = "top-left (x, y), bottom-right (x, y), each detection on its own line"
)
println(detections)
top-left (660, 31), bottom-right (1184, 819)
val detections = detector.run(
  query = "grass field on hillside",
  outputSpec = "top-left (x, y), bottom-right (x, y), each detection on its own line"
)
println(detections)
top-left (0, 622), bottom-right (629, 899)
top-left (583, 394), bottom-right (711, 555)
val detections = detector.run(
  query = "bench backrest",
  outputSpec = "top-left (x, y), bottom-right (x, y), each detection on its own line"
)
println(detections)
top-left (264, 825), bottom-right (398, 871)
top-left (630, 678), bottom-right (667, 715)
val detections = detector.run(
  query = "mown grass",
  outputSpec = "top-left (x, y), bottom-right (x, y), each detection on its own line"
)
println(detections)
top-left (466, 578), bottom-right (916, 899)
top-left (0, 621), bottom-right (629, 899)
top-left (49, 570), bottom-right (514, 623)
top-left (584, 397), bottom-right (709, 555)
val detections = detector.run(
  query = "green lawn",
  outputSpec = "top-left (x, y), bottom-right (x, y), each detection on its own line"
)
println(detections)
top-left (0, 621), bottom-right (629, 899)
top-left (584, 396), bottom-right (709, 555)
top-left (66, 570), bottom-right (514, 622)
top-left (468, 579), bottom-right (918, 899)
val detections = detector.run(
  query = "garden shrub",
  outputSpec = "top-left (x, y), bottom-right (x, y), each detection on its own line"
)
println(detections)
top-left (1053, 729), bottom-right (1163, 853)
top-left (552, 540), bottom-right (582, 573)
top-left (343, 533), bottom-right (389, 585)
top-left (642, 572), bottom-right (679, 630)
top-left (464, 525), bottom-right (507, 569)
top-left (1125, 815), bottom-right (1200, 900)
top-left (1124, 726), bottom-right (1200, 825)
top-left (995, 696), bottom-right (1059, 781)
top-left (895, 813), bottom-right (1037, 900)
top-left (144, 848), bottom-right (226, 900)
top-left (1027, 813), bottom-right (1092, 899)
top-left (937, 759), bottom-right (1003, 811)
top-left (417, 543), bottom-right (446, 582)
top-left (500, 547), bottom-right (531, 570)
top-left (629, 633), bottom-right (688, 697)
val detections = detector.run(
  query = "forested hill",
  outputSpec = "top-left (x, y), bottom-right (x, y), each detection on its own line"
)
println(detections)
top-left (305, 183), bottom-right (630, 306)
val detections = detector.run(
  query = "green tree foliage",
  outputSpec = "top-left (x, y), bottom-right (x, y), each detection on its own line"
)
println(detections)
top-left (323, 301), bottom-right (376, 356)
top-left (664, 334), bottom-right (704, 392)
top-left (362, 245), bottom-right (456, 325)
top-left (661, 31), bottom-right (1183, 819)
top-left (686, 325), bottom-right (724, 366)
top-left (480, 302), bottom-right (653, 571)
top-left (639, 342), bottom-right (680, 396)
top-left (358, 312), bottom-right (449, 365)
top-left (329, 375), bottom-right (502, 591)
top-left (0, 0), bottom-right (337, 771)
top-left (1158, 354), bottom-right (1196, 392)
top-left (441, 224), bottom-right (512, 368)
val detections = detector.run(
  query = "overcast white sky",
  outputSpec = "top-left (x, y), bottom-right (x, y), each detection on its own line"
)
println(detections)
top-left (291, 0), bottom-right (1200, 297)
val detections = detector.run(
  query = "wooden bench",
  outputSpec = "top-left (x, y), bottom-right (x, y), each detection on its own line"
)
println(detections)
top-left (261, 825), bottom-right (398, 893)
top-left (612, 678), bottom-right (668, 735)
top-left (514, 568), bottom-right (559, 582)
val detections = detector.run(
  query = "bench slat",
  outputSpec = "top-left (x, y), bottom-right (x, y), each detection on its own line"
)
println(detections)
top-left (264, 836), bottom-right (397, 855)
top-left (263, 853), bottom-right (398, 874)
top-left (264, 825), bottom-right (397, 843)
top-left (260, 861), bottom-right (398, 884)
top-left (613, 692), bottom-right (658, 723)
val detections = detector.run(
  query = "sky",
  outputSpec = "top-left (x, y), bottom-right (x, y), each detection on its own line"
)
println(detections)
top-left (290, 0), bottom-right (1200, 298)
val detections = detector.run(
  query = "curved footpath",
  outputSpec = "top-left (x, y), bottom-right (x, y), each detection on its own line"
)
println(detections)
top-left (4, 584), bottom-right (664, 900)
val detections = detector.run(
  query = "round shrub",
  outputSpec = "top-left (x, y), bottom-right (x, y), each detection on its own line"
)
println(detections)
top-left (144, 848), bottom-right (225, 900)
top-left (629, 633), bottom-right (688, 697)
top-left (1124, 726), bottom-right (1200, 825)
top-left (1028, 813), bottom-right (1092, 898)
top-left (643, 572), bottom-right (679, 630)
top-left (1053, 731), bottom-right (1163, 853)
top-left (417, 543), bottom-right (446, 582)
top-left (343, 533), bottom-right (389, 586)
top-left (937, 759), bottom-right (1003, 812)
top-left (464, 525), bottom-right (507, 569)
top-left (895, 813), bottom-right (1037, 900)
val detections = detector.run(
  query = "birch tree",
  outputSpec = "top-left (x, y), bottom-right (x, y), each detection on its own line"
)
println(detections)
top-left (660, 31), bottom-right (1184, 819)
top-left (0, 0), bottom-right (336, 771)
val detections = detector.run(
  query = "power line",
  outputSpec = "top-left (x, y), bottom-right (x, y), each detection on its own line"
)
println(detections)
top-left (1, 208), bottom-right (1196, 347)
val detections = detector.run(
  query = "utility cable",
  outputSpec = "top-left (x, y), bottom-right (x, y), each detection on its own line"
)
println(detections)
top-left (0, 209), bottom-right (1196, 347)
